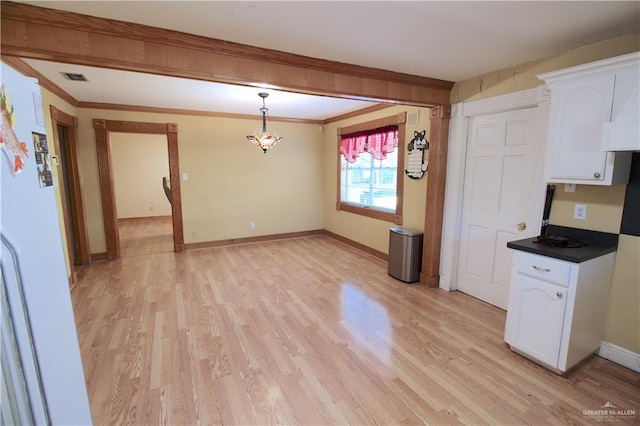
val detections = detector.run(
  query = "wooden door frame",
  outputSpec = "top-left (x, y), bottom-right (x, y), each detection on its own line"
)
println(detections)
top-left (439, 87), bottom-right (550, 292)
top-left (93, 119), bottom-right (184, 260)
top-left (50, 106), bottom-right (91, 270)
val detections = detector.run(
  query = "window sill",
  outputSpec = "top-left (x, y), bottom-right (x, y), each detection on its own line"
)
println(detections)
top-left (337, 202), bottom-right (402, 225)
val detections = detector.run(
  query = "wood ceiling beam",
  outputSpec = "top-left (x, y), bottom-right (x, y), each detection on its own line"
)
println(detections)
top-left (0, 1), bottom-right (453, 106)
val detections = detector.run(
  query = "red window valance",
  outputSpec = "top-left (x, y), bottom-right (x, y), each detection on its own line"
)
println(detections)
top-left (340, 125), bottom-right (398, 163)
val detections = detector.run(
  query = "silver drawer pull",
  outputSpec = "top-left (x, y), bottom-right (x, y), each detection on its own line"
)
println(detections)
top-left (556, 292), bottom-right (563, 299)
top-left (532, 265), bottom-right (551, 273)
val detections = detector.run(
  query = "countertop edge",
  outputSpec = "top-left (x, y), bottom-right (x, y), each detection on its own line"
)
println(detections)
top-left (506, 242), bottom-right (618, 263)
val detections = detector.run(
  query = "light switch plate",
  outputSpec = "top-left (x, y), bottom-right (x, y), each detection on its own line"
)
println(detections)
top-left (564, 183), bottom-right (576, 193)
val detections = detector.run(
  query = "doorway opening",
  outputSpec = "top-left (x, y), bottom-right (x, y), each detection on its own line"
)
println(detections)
top-left (49, 106), bottom-right (91, 281)
top-left (93, 119), bottom-right (184, 260)
top-left (111, 133), bottom-right (174, 257)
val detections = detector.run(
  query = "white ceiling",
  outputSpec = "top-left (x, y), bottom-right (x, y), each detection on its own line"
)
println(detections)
top-left (16, 1), bottom-right (640, 120)
top-left (23, 58), bottom-right (379, 120)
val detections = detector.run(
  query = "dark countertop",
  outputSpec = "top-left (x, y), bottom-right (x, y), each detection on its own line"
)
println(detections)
top-left (507, 225), bottom-right (619, 263)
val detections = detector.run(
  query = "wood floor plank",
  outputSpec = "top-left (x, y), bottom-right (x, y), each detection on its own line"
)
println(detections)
top-left (73, 233), bottom-right (640, 425)
top-left (119, 216), bottom-right (174, 258)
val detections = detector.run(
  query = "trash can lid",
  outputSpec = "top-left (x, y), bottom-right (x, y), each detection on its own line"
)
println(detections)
top-left (390, 227), bottom-right (423, 236)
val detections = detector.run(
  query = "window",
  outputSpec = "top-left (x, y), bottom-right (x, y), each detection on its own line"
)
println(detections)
top-left (337, 113), bottom-right (406, 224)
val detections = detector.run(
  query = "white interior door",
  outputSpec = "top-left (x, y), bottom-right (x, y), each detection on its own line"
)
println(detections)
top-left (456, 107), bottom-right (538, 309)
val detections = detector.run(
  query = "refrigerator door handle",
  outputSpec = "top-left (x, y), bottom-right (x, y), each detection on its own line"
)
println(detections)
top-left (1, 233), bottom-right (51, 425)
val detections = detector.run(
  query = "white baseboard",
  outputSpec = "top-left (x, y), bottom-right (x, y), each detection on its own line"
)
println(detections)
top-left (598, 341), bottom-right (640, 373)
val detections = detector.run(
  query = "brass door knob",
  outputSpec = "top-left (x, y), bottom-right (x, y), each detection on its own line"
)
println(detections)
top-left (517, 222), bottom-right (527, 231)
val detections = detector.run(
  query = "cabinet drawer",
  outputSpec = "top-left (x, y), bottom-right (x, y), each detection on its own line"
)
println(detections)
top-left (515, 252), bottom-right (571, 286)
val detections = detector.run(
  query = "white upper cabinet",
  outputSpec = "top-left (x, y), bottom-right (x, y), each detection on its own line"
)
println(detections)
top-left (603, 66), bottom-right (640, 151)
top-left (539, 52), bottom-right (638, 185)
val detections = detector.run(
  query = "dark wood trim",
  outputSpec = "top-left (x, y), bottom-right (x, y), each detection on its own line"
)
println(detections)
top-left (90, 252), bottom-right (108, 262)
top-left (101, 120), bottom-right (169, 134)
top-left (118, 215), bottom-right (172, 223)
top-left (337, 203), bottom-right (400, 224)
top-left (78, 101), bottom-right (326, 125)
top-left (0, 2), bottom-right (453, 107)
top-left (336, 112), bottom-right (406, 225)
top-left (323, 104), bottom-right (393, 125)
top-left (94, 119), bottom-right (184, 259)
top-left (395, 119), bottom-right (406, 225)
top-left (322, 230), bottom-right (388, 262)
top-left (166, 123), bottom-right (184, 252)
top-left (50, 109), bottom-right (74, 268)
top-left (93, 119), bottom-right (120, 260)
top-left (50, 106), bottom-right (91, 266)
top-left (338, 113), bottom-right (406, 135)
top-left (421, 106), bottom-right (451, 287)
top-left (184, 230), bottom-right (323, 251)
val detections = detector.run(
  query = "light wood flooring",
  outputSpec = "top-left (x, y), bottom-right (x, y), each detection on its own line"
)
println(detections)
top-left (73, 234), bottom-right (640, 425)
top-left (118, 216), bottom-right (174, 257)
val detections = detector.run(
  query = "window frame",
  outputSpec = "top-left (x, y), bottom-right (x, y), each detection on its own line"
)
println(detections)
top-left (336, 112), bottom-right (406, 225)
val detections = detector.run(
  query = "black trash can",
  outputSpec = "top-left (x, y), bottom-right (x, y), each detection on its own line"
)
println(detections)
top-left (388, 227), bottom-right (423, 283)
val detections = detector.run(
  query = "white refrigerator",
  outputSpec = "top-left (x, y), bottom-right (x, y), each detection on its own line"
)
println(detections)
top-left (1, 62), bottom-right (92, 424)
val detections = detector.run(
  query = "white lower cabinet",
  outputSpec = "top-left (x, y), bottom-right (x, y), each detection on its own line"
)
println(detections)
top-left (504, 251), bottom-right (616, 373)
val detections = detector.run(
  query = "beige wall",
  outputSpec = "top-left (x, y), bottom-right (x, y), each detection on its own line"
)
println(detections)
top-left (39, 87), bottom-right (78, 278)
top-left (452, 33), bottom-right (640, 104)
top-left (604, 235), bottom-right (640, 353)
top-left (323, 106), bottom-right (431, 254)
top-left (550, 184), bottom-right (639, 353)
top-left (76, 109), bottom-right (324, 253)
top-left (453, 35), bottom-right (639, 355)
top-left (110, 133), bottom-right (171, 219)
top-left (548, 185), bottom-right (627, 234)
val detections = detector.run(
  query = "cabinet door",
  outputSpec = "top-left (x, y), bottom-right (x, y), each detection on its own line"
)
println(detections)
top-left (507, 274), bottom-right (568, 368)
top-left (602, 67), bottom-right (640, 151)
top-left (547, 73), bottom-right (614, 182)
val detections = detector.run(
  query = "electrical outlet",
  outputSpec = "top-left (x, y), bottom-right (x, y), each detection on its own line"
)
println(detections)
top-left (192, 231), bottom-right (198, 238)
top-left (250, 222), bottom-right (255, 229)
top-left (574, 204), bottom-right (587, 220)
top-left (149, 206), bottom-right (154, 211)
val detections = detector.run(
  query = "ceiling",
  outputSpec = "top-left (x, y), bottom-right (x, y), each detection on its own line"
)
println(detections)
top-left (15, 1), bottom-right (640, 120)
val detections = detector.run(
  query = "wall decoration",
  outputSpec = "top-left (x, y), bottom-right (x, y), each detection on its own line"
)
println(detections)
top-left (405, 130), bottom-right (428, 179)
top-left (0, 83), bottom-right (29, 176)
top-left (32, 132), bottom-right (53, 187)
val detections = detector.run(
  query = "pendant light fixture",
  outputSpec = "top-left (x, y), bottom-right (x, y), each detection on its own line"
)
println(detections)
top-left (246, 92), bottom-right (283, 153)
